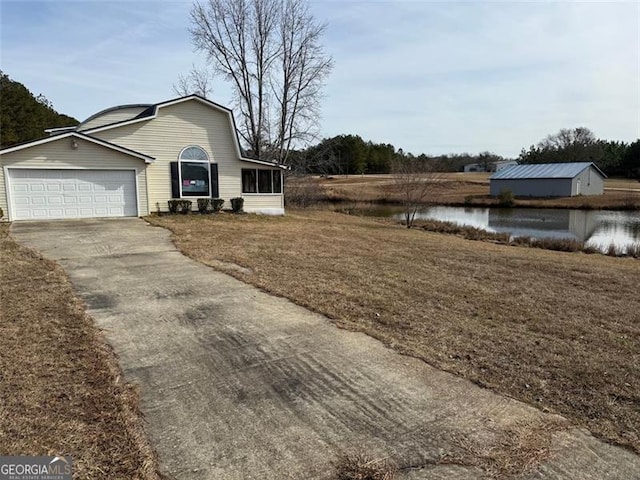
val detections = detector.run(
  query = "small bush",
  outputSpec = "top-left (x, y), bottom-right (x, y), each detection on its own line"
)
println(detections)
top-left (177, 200), bottom-right (192, 214)
top-left (334, 453), bottom-right (396, 480)
top-left (230, 197), bottom-right (244, 213)
top-left (497, 188), bottom-right (515, 207)
top-left (212, 198), bottom-right (225, 212)
top-left (169, 199), bottom-right (193, 214)
top-left (168, 199), bottom-right (180, 214)
top-left (286, 176), bottom-right (326, 208)
top-left (197, 198), bottom-right (212, 214)
top-left (0, 206), bottom-right (3, 220)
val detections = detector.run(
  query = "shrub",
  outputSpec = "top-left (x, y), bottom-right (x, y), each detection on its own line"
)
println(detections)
top-left (212, 198), bottom-right (225, 212)
top-left (197, 198), bottom-right (212, 214)
top-left (179, 200), bottom-right (192, 214)
top-left (167, 199), bottom-right (180, 214)
top-left (230, 197), bottom-right (244, 213)
top-left (497, 188), bottom-right (515, 207)
top-left (286, 175), bottom-right (326, 208)
top-left (0, 206), bottom-right (3, 220)
top-left (168, 199), bottom-right (193, 214)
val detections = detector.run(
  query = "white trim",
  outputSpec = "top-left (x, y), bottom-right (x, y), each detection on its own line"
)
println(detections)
top-left (0, 132), bottom-right (155, 164)
top-left (44, 126), bottom-right (76, 134)
top-left (176, 145), bottom-right (214, 199)
top-left (3, 166), bottom-right (14, 222)
top-left (240, 157), bottom-right (288, 169)
top-left (5, 166), bottom-right (140, 221)
top-left (178, 145), bottom-right (210, 162)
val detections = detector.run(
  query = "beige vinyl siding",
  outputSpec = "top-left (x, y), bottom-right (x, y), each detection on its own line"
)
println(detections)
top-left (0, 137), bottom-right (148, 217)
top-left (78, 106), bottom-right (150, 131)
top-left (92, 99), bottom-right (283, 212)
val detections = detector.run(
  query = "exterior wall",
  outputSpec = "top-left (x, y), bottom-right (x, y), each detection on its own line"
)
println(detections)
top-left (490, 178), bottom-right (572, 197)
top-left (78, 106), bottom-right (150, 131)
top-left (92, 99), bottom-right (284, 213)
top-left (0, 137), bottom-right (148, 219)
top-left (572, 166), bottom-right (604, 196)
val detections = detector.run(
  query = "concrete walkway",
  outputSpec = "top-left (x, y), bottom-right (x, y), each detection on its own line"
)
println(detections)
top-left (12, 219), bottom-right (639, 480)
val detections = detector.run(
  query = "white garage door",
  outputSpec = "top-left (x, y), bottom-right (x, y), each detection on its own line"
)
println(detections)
top-left (9, 169), bottom-right (137, 220)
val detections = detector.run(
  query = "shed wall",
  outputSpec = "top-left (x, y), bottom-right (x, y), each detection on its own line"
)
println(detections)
top-left (490, 178), bottom-right (572, 197)
top-left (572, 166), bottom-right (604, 196)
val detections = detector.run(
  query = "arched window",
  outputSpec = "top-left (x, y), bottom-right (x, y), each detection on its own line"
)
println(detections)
top-left (175, 146), bottom-right (212, 197)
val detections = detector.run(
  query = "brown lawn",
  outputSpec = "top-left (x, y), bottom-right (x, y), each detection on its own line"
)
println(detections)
top-left (0, 224), bottom-right (162, 479)
top-left (309, 173), bottom-right (640, 209)
top-left (148, 211), bottom-right (640, 454)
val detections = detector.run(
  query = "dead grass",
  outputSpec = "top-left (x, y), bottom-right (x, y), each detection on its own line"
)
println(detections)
top-left (148, 211), bottom-right (640, 456)
top-left (0, 224), bottom-right (162, 479)
top-left (305, 174), bottom-right (640, 210)
top-left (334, 453), bottom-right (397, 480)
top-left (450, 418), bottom-right (567, 478)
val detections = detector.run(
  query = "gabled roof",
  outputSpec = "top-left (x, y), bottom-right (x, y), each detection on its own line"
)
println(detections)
top-left (0, 132), bottom-right (155, 164)
top-left (490, 162), bottom-right (606, 180)
top-left (80, 95), bottom-right (287, 169)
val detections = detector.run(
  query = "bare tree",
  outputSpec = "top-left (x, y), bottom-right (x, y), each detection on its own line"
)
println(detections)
top-left (173, 64), bottom-right (214, 98)
top-left (391, 157), bottom-right (438, 228)
top-left (189, 0), bottom-right (333, 164)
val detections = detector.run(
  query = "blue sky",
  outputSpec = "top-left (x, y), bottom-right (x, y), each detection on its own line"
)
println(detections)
top-left (1, 0), bottom-right (638, 157)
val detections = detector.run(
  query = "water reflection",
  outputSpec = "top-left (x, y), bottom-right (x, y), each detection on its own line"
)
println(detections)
top-left (397, 207), bottom-right (640, 254)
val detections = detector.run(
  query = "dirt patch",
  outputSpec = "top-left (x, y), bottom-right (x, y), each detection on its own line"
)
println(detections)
top-left (0, 224), bottom-right (163, 479)
top-left (147, 211), bottom-right (640, 454)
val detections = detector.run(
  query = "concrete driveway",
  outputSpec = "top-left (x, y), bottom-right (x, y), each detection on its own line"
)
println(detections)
top-left (12, 219), bottom-right (640, 479)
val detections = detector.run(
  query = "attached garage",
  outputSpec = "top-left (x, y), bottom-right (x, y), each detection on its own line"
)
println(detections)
top-left (8, 169), bottom-right (138, 220)
top-left (0, 132), bottom-right (153, 221)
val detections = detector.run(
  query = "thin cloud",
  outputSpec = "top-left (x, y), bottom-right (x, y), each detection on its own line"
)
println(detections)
top-left (1, 0), bottom-right (637, 155)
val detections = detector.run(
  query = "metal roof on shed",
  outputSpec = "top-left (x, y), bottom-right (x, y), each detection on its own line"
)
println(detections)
top-left (490, 162), bottom-right (606, 180)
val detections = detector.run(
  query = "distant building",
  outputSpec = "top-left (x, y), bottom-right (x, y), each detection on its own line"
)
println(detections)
top-left (464, 160), bottom-right (518, 173)
top-left (490, 162), bottom-right (606, 197)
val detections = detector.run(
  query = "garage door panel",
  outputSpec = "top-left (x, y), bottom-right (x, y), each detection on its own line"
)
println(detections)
top-left (9, 169), bottom-right (137, 220)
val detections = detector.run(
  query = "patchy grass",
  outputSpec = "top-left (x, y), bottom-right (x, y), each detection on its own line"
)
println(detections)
top-left (148, 211), bottom-right (640, 455)
top-left (0, 224), bottom-right (162, 479)
top-left (303, 173), bottom-right (640, 210)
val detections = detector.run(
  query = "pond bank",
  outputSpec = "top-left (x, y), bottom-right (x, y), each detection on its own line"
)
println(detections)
top-left (334, 204), bottom-right (640, 258)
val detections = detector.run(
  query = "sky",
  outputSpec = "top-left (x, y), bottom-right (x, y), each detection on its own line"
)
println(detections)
top-left (1, 0), bottom-right (638, 158)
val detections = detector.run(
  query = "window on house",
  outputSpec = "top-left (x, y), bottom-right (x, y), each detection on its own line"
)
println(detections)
top-left (179, 146), bottom-right (210, 197)
top-left (241, 168), bottom-right (282, 194)
top-left (272, 170), bottom-right (282, 193)
top-left (242, 169), bottom-right (257, 193)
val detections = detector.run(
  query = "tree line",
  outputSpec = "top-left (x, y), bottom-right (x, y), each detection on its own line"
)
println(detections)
top-left (0, 72), bottom-right (79, 148)
top-left (288, 128), bottom-right (639, 179)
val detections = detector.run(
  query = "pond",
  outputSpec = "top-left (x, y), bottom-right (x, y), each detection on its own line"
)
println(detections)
top-left (367, 205), bottom-right (640, 254)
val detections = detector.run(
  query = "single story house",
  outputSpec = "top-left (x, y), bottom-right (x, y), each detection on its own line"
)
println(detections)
top-left (489, 162), bottom-right (606, 197)
top-left (0, 95), bottom-right (286, 221)
top-left (463, 160), bottom-right (518, 173)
